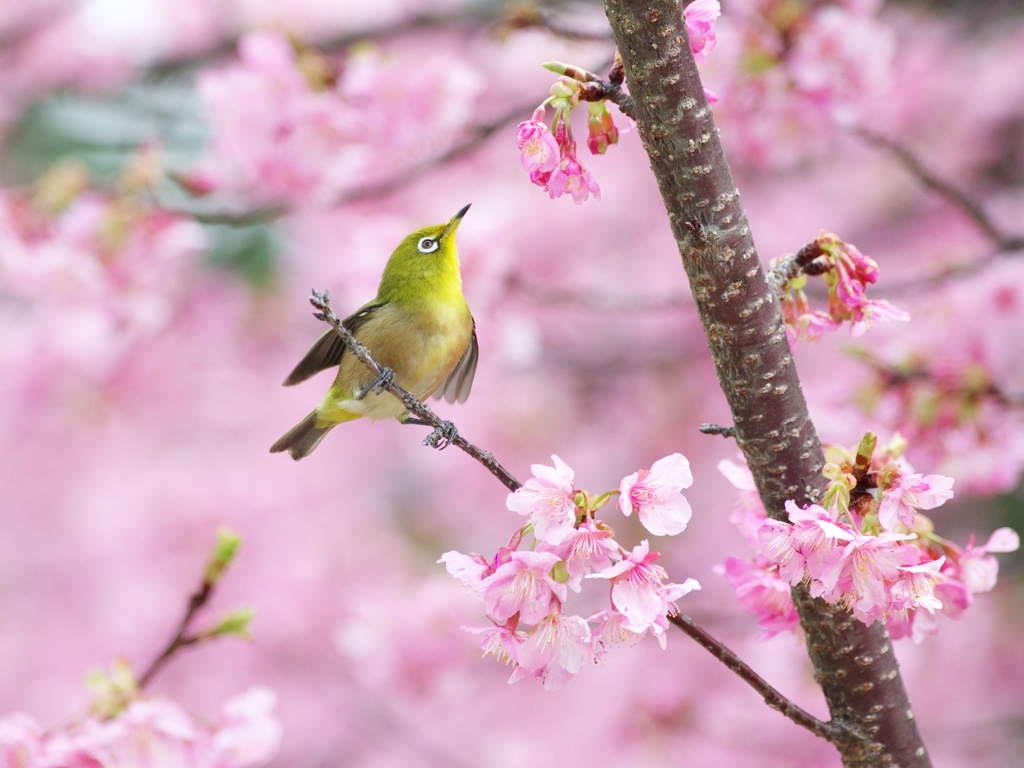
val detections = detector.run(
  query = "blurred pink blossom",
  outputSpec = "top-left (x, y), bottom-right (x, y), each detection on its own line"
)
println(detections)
top-left (189, 32), bottom-right (481, 208)
top-left (0, 689), bottom-right (280, 768)
top-left (720, 556), bottom-right (799, 640)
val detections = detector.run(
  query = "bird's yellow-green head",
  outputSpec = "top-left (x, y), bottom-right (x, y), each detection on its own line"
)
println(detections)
top-left (377, 205), bottom-right (470, 305)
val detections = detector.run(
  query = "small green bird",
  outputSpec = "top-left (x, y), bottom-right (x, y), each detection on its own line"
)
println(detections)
top-left (271, 205), bottom-right (477, 460)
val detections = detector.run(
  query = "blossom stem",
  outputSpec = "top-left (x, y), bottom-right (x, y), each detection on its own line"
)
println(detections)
top-left (309, 290), bottom-right (523, 492)
top-left (590, 489), bottom-right (620, 507)
top-left (667, 613), bottom-right (844, 745)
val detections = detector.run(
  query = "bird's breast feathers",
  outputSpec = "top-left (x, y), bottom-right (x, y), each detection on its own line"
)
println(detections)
top-left (321, 300), bottom-right (472, 422)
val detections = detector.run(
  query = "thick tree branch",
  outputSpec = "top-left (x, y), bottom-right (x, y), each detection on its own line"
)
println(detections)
top-left (667, 613), bottom-right (843, 744)
top-left (604, 1), bottom-right (930, 765)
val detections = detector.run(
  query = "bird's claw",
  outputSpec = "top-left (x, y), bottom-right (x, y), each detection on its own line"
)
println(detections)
top-left (356, 367), bottom-right (395, 400)
top-left (423, 420), bottom-right (458, 450)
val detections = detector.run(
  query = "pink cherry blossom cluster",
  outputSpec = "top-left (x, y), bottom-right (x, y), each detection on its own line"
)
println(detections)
top-left (0, 163), bottom-right (203, 381)
top-left (0, 686), bottom-right (281, 768)
top-left (514, 1), bottom-right (720, 204)
top-left (441, 454), bottom-right (700, 689)
top-left (778, 232), bottom-right (909, 343)
top-left (719, 435), bottom-right (1019, 642)
top-left (185, 32), bottom-right (481, 208)
top-left (515, 88), bottom-right (604, 205)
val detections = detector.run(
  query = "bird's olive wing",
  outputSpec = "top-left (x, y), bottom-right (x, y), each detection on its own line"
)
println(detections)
top-left (435, 321), bottom-right (478, 404)
top-left (282, 303), bottom-right (386, 386)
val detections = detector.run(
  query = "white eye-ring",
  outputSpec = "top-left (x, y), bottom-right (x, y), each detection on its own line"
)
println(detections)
top-left (417, 237), bottom-right (439, 253)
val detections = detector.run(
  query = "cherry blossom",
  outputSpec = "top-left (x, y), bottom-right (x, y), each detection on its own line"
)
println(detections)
top-left (514, 612), bottom-right (593, 691)
top-left (516, 111), bottom-right (561, 175)
top-left (0, 689), bottom-right (280, 768)
top-left (878, 472), bottom-right (954, 531)
top-left (618, 453), bottom-right (694, 536)
top-left (505, 455), bottom-right (579, 544)
top-left (890, 558), bottom-right (946, 615)
top-left (586, 101), bottom-right (619, 155)
top-left (537, 522), bottom-right (619, 592)
top-left (592, 541), bottom-right (701, 644)
top-left (481, 551), bottom-right (567, 625)
top-left (959, 527), bottom-right (1020, 595)
top-left (815, 522), bottom-right (919, 622)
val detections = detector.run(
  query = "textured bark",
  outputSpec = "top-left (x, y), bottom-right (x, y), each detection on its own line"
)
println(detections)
top-left (603, 0), bottom-right (931, 765)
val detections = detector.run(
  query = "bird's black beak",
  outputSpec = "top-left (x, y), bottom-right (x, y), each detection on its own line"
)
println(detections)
top-left (443, 204), bottom-right (471, 238)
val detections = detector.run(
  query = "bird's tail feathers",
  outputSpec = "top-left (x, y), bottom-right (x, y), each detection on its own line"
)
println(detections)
top-left (270, 410), bottom-right (334, 460)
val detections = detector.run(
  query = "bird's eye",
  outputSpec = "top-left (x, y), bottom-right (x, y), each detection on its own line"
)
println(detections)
top-left (417, 237), bottom-right (439, 253)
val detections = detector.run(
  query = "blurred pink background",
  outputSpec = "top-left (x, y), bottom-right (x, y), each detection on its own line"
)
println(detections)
top-left (1, 1), bottom-right (1022, 766)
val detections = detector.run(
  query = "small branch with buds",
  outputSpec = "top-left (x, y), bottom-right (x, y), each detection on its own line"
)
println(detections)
top-left (308, 289), bottom-right (522, 492)
top-left (667, 614), bottom-right (844, 745)
top-left (137, 528), bottom-right (252, 690)
top-left (766, 240), bottom-right (830, 294)
top-left (571, 58), bottom-right (634, 119)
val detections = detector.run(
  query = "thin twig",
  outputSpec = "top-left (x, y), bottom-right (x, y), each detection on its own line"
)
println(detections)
top-left (699, 423), bottom-right (736, 438)
top-left (853, 125), bottom-right (1024, 254)
top-left (331, 103), bottom-right (533, 207)
top-left (667, 614), bottom-right (845, 745)
top-left (499, 5), bottom-right (615, 42)
top-left (136, 580), bottom-right (212, 689)
top-left (143, 0), bottom-right (594, 82)
top-left (506, 273), bottom-right (686, 312)
top-left (171, 101), bottom-right (536, 226)
top-left (309, 289), bottom-right (522, 492)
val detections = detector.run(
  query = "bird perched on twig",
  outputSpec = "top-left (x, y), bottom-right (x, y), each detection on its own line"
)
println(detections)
top-left (271, 205), bottom-right (477, 460)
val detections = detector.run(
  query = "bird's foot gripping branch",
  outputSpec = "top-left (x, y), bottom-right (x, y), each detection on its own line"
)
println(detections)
top-left (306, 289), bottom-right (522, 491)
